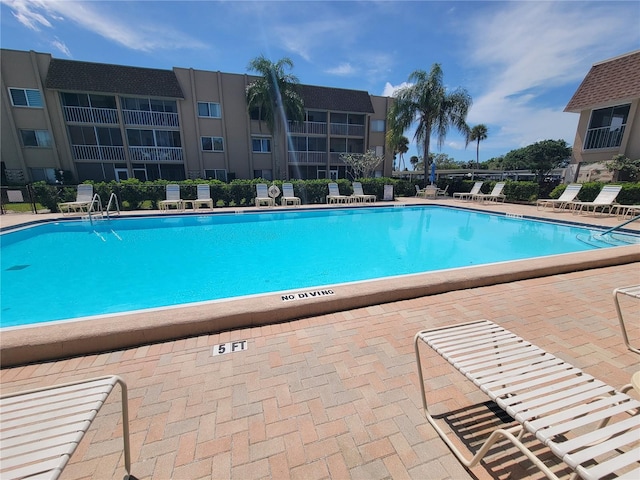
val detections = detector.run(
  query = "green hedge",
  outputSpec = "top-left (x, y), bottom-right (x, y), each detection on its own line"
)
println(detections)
top-left (29, 178), bottom-right (640, 213)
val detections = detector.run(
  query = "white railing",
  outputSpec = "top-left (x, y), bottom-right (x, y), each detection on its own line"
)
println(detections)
top-left (128, 146), bottom-right (183, 162)
top-left (122, 110), bottom-right (179, 127)
top-left (63, 106), bottom-right (119, 124)
top-left (288, 151), bottom-right (326, 164)
top-left (584, 126), bottom-right (626, 150)
top-left (287, 121), bottom-right (327, 135)
top-left (72, 145), bottom-right (126, 161)
top-left (330, 123), bottom-right (365, 136)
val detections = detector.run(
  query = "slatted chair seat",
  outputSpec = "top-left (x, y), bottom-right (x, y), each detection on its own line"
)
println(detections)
top-left (414, 320), bottom-right (640, 480)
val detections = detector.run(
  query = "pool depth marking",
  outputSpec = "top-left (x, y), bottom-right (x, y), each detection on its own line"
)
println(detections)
top-left (212, 340), bottom-right (248, 356)
top-left (281, 289), bottom-right (335, 302)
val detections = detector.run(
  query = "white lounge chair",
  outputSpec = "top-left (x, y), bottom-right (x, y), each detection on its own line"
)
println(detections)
top-left (58, 184), bottom-right (94, 214)
top-left (351, 182), bottom-right (376, 203)
top-left (415, 185), bottom-right (426, 197)
top-left (536, 183), bottom-right (582, 211)
top-left (436, 185), bottom-right (449, 197)
top-left (159, 184), bottom-right (184, 211)
top-left (327, 182), bottom-right (350, 204)
top-left (453, 181), bottom-right (483, 201)
top-left (281, 183), bottom-right (301, 206)
top-left (472, 182), bottom-right (505, 203)
top-left (569, 184), bottom-right (622, 215)
top-left (255, 183), bottom-right (275, 207)
top-left (192, 184), bottom-right (214, 210)
top-left (415, 320), bottom-right (640, 480)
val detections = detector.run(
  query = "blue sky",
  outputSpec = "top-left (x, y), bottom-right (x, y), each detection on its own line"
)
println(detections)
top-left (2, 0), bottom-right (639, 164)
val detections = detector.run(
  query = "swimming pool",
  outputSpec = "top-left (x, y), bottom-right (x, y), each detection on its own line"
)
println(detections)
top-left (0, 205), bottom-right (633, 328)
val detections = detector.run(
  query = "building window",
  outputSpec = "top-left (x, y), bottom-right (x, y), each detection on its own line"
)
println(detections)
top-left (20, 129), bottom-right (52, 147)
top-left (61, 93), bottom-right (116, 109)
top-left (121, 97), bottom-right (177, 113)
top-left (198, 102), bottom-right (221, 118)
top-left (127, 129), bottom-right (180, 147)
top-left (371, 119), bottom-right (385, 132)
top-left (9, 88), bottom-right (43, 107)
top-left (252, 137), bottom-right (271, 153)
top-left (253, 169), bottom-right (272, 181)
top-left (584, 104), bottom-right (630, 150)
top-left (205, 169), bottom-right (227, 181)
top-left (201, 136), bottom-right (224, 151)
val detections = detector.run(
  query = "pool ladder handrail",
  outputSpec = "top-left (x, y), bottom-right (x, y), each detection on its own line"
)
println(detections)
top-left (83, 194), bottom-right (103, 225)
top-left (105, 193), bottom-right (120, 218)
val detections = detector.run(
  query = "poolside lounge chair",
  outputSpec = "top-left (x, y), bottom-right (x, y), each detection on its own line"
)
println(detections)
top-left (436, 185), bottom-right (449, 197)
top-left (0, 375), bottom-right (133, 480)
top-left (327, 183), bottom-right (350, 204)
top-left (281, 183), bottom-right (301, 206)
top-left (159, 184), bottom-right (184, 211)
top-left (193, 184), bottom-right (214, 210)
top-left (569, 184), bottom-right (622, 215)
top-left (415, 185), bottom-right (425, 197)
top-left (453, 181), bottom-right (482, 201)
top-left (58, 184), bottom-right (94, 214)
top-left (472, 182), bottom-right (505, 203)
top-left (536, 183), bottom-right (582, 211)
top-left (351, 182), bottom-right (376, 203)
top-left (255, 183), bottom-right (275, 207)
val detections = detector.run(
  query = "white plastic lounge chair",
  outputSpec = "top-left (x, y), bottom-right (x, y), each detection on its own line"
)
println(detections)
top-left (327, 182), bottom-right (350, 204)
top-left (415, 185), bottom-right (425, 197)
top-left (472, 182), bottom-right (505, 203)
top-left (351, 182), bottom-right (376, 203)
top-left (436, 185), bottom-right (449, 197)
top-left (536, 183), bottom-right (582, 211)
top-left (159, 184), bottom-right (184, 211)
top-left (255, 183), bottom-right (275, 207)
top-left (453, 181), bottom-right (482, 201)
top-left (415, 320), bottom-right (640, 480)
top-left (0, 375), bottom-right (133, 480)
top-left (569, 184), bottom-right (622, 215)
top-left (193, 184), bottom-right (214, 210)
top-left (281, 183), bottom-right (301, 206)
top-left (58, 184), bottom-right (94, 214)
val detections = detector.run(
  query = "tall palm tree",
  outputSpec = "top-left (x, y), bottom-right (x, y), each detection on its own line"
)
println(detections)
top-left (467, 124), bottom-right (488, 171)
top-left (246, 55), bottom-right (305, 179)
top-left (387, 64), bottom-right (471, 186)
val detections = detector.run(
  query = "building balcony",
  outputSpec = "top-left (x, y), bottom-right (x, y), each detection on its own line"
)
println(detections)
top-left (287, 121), bottom-right (327, 135)
top-left (584, 126), bottom-right (625, 150)
top-left (287, 151), bottom-right (326, 164)
top-left (330, 123), bottom-right (365, 137)
top-left (123, 110), bottom-right (180, 127)
top-left (72, 145), bottom-right (126, 161)
top-left (63, 106), bottom-right (119, 124)
top-left (128, 146), bottom-right (184, 162)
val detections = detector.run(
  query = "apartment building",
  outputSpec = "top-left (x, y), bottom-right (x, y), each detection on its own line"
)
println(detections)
top-left (565, 50), bottom-right (640, 181)
top-left (1, 49), bottom-right (393, 184)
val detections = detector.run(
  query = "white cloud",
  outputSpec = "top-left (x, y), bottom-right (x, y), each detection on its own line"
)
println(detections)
top-left (273, 17), bottom-right (354, 62)
top-left (50, 37), bottom-right (71, 57)
top-left (325, 62), bottom-right (356, 76)
top-left (381, 81), bottom-right (412, 97)
top-left (463, 1), bottom-right (639, 152)
top-left (1, 0), bottom-right (207, 52)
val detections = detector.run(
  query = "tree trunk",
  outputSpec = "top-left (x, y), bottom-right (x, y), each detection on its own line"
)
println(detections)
top-left (423, 129), bottom-right (431, 187)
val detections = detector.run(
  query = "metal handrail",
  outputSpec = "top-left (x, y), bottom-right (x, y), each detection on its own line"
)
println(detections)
top-left (106, 192), bottom-right (120, 218)
top-left (599, 214), bottom-right (640, 236)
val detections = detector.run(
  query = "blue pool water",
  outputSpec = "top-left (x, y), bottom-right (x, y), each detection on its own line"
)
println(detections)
top-left (0, 206), bottom-right (626, 328)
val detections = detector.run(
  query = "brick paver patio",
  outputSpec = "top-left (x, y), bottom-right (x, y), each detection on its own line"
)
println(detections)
top-left (1, 200), bottom-right (639, 479)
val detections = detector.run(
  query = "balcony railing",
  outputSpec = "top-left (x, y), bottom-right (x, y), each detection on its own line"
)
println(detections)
top-left (584, 126), bottom-right (626, 150)
top-left (330, 123), bottom-right (365, 137)
top-left (128, 146), bottom-right (183, 162)
top-left (287, 121), bottom-right (327, 135)
top-left (123, 110), bottom-right (180, 127)
top-left (72, 145), bottom-right (126, 161)
top-left (63, 106), bottom-right (119, 124)
top-left (287, 151), bottom-right (326, 164)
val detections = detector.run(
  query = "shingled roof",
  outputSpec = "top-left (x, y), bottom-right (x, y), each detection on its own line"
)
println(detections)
top-left (45, 59), bottom-right (184, 98)
top-left (299, 84), bottom-right (374, 113)
top-left (565, 50), bottom-right (640, 112)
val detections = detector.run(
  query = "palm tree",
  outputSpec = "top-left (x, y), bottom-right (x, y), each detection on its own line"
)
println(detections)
top-left (246, 55), bottom-right (305, 179)
top-left (467, 124), bottom-right (488, 171)
top-left (387, 64), bottom-right (471, 186)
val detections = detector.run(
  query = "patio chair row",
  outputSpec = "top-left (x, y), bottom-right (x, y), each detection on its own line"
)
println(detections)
top-left (326, 182), bottom-right (376, 204)
top-left (415, 319), bottom-right (639, 480)
top-left (537, 183), bottom-right (635, 217)
top-left (452, 181), bottom-right (506, 203)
